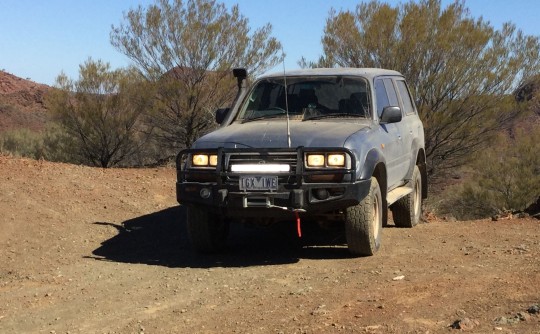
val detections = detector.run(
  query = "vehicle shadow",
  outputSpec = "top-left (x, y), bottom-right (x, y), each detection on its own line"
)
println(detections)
top-left (90, 206), bottom-right (353, 268)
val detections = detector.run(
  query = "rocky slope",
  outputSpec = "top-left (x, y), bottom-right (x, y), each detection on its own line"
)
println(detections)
top-left (0, 71), bottom-right (50, 132)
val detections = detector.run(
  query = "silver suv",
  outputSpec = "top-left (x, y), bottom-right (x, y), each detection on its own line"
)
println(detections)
top-left (176, 68), bottom-right (427, 256)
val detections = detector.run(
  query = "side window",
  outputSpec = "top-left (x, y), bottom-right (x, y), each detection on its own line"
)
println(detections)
top-left (396, 80), bottom-right (415, 115)
top-left (383, 79), bottom-right (399, 107)
top-left (375, 78), bottom-right (400, 118)
top-left (374, 79), bottom-right (389, 118)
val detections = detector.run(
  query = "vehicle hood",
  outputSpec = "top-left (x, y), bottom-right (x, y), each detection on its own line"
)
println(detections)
top-left (192, 120), bottom-right (371, 149)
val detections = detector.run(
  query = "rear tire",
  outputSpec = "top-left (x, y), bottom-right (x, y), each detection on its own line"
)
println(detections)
top-left (345, 177), bottom-right (383, 256)
top-left (391, 165), bottom-right (422, 228)
top-left (186, 206), bottom-right (229, 253)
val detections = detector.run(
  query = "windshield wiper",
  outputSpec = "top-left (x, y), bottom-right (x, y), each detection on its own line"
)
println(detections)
top-left (241, 113), bottom-right (286, 123)
top-left (303, 113), bottom-right (365, 121)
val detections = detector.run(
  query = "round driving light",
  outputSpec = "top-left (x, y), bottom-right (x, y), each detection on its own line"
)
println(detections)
top-left (200, 188), bottom-right (211, 199)
top-left (314, 188), bottom-right (329, 200)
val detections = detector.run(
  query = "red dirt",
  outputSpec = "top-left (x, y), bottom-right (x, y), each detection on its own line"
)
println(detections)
top-left (0, 156), bottom-right (539, 333)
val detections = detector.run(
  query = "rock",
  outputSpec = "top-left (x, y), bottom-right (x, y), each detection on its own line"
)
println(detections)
top-left (392, 275), bottom-right (405, 281)
top-left (517, 312), bottom-right (531, 322)
top-left (494, 316), bottom-right (520, 325)
top-left (450, 318), bottom-right (479, 330)
top-left (527, 304), bottom-right (540, 314)
top-left (444, 216), bottom-right (457, 222)
top-left (517, 212), bottom-right (529, 219)
top-left (311, 305), bottom-right (327, 316)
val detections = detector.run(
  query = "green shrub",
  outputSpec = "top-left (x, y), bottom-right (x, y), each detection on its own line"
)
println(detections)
top-left (434, 183), bottom-right (498, 220)
top-left (476, 126), bottom-right (540, 211)
top-left (41, 123), bottom-right (80, 164)
top-left (0, 128), bottom-right (45, 159)
top-left (436, 124), bottom-right (540, 220)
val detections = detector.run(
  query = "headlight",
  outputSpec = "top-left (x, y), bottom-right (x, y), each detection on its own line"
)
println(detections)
top-left (327, 154), bottom-right (345, 167)
top-left (305, 152), bottom-right (347, 168)
top-left (192, 154), bottom-right (209, 166)
top-left (307, 154), bottom-right (325, 167)
top-left (191, 154), bottom-right (218, 167)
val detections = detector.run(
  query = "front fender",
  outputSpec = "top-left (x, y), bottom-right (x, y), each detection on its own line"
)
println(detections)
top-left (358, 148), bottom-right (386, 180)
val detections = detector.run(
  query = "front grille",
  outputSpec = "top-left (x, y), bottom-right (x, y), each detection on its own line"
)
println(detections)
top-left (225, 151), bottom-right (298, 185)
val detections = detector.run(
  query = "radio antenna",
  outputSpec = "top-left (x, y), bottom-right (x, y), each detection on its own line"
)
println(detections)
top-left (282, 48), bottom-right (291, 148)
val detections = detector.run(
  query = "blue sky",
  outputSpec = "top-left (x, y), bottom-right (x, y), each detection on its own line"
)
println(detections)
top-left (0, 0), bottom-right (538, 86)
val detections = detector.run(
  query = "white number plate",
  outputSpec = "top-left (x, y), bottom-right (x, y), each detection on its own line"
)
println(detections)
top-left (239, 175), bottom-right (278, 191)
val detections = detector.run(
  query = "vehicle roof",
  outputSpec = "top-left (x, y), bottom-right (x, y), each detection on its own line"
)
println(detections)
top-left (261, 67), bottom-right (403, 80)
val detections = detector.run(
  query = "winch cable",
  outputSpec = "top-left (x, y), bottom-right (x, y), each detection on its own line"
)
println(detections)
top-left (268, 204), bottom-right (304, 238)
top-left (295, 211), bottom-right (302, 238)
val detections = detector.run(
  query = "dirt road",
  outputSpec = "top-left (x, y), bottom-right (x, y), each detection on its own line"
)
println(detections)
top-left (1, 156), bottom-right (539, 333)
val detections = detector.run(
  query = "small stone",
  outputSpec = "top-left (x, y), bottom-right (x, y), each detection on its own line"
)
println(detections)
top-left (494, 316), bottom-right (520, 325)
top-left (456, 309), bottom-right (467, 317)
top-left (392, 275), bottom-right (405, 281)
top-left (450, 318), bottom-right (479, 330)
top-left (517, 312), bottom-right (531, 322)
top-left (527, 304), bottom-right (540, 314)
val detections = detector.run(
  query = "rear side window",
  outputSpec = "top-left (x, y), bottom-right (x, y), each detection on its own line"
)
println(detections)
top-left (396, 80), bottom-right (415, 115)
top-left (375, 78), bottom-right (399, 118)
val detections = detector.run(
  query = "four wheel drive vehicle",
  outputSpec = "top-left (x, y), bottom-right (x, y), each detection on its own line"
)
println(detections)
top-left (176, 67), bottom-right (427, 256)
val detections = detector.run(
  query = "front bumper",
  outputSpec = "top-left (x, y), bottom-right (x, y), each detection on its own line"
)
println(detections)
top-left (176, 147), bottom-right (371, 217)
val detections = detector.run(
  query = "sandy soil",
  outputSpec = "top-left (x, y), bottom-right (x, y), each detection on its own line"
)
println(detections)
top-left (0, 156), bottom-right (539, 333)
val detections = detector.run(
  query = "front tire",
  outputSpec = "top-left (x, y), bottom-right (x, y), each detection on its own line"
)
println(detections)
top-left (345, 177), bottom-right (383, 256)
top-left (391, 165), bottom-right (422, 228)
top-left (186, 206), bottom-right (229, 253)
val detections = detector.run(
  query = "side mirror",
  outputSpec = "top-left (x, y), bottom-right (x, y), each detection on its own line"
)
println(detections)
top-left (380, 106), bottom-right (402, 124)
top-left (215, 108), bottom-right (230, 124)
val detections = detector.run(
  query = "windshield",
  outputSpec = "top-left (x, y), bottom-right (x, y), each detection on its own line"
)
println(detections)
top-left (236, 76), bottom-right (371, 122)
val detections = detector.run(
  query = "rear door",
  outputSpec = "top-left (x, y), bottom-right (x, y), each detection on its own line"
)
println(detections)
top-left (394, 79), bottom-right (421, 174)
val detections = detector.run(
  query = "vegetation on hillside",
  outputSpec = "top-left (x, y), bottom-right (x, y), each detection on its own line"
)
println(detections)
top-left (44, 59), bottom-right (155, 168)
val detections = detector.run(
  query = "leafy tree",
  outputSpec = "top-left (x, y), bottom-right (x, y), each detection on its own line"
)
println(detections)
top-left (309, 0), bottom-right (540, 180)
top-left (46, 58), bottom-right (153, 168)
top-left (516, 74), bottom-right (540, 117)
top-left (110, 0), bottom-right (282, 153)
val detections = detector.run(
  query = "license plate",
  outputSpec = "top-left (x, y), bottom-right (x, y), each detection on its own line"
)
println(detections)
top-left (239, 175), bottom-right (278, 191)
